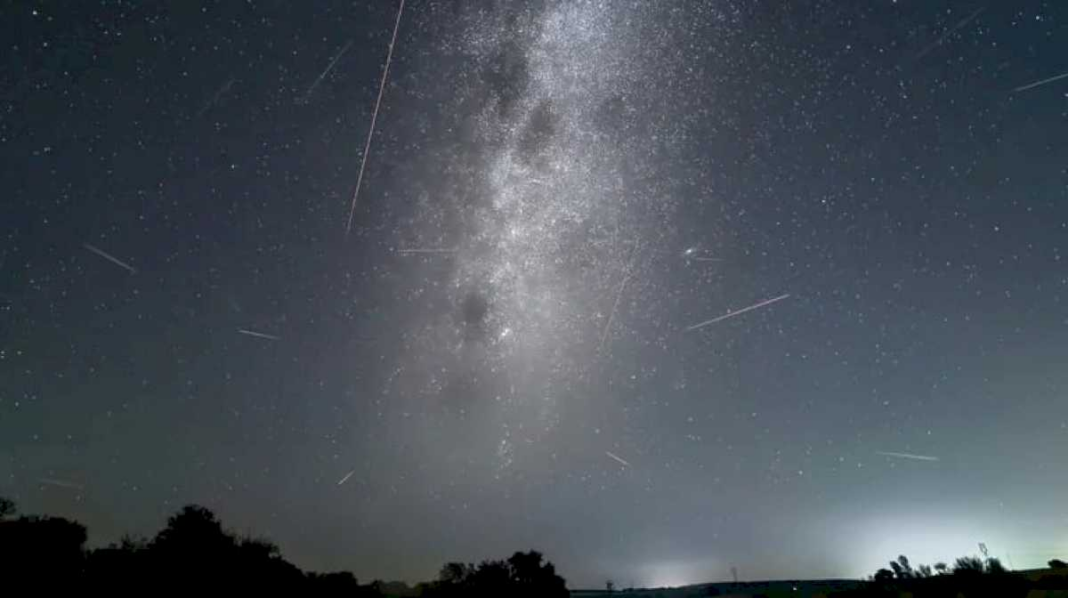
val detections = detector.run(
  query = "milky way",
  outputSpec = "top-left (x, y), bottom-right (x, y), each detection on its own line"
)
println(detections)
top-left (389, 1), bottom-right (692, 477)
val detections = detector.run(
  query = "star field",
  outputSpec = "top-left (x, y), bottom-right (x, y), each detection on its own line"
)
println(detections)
top-left (2, 0), bottom-right (1067, 588)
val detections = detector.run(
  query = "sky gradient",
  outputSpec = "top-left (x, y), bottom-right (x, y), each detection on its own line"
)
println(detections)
top-left (2, 0), bottom-right (1067, 588)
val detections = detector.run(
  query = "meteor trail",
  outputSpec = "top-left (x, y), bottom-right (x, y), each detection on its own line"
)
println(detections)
top-left (337, 469), bottom-right (356, 486)
top-left (296, 40), bottom-right (353, 104)
top-left (685, 293), bottom-right (791, 332)
top-left (196, 78), bottom-right (236, 117)
top-left (396, 248), bottom-right (457, 254)
top-left (914, 7), bottom-right (985, 60)
top-left (1012, 70), bottom-right (1068, 93)
top-left (605, 451), bottom-right (631, 467)
top-left (682, 247), bottom-right (722, 262)
top-left (39, 478), bottom-right (85, 491)
top-left (876, 451), bottom-right (940, 462)
top-left (237, 329), bottom-right (280, 341)
top-left (599, 270), bottom-right (632, 351)
top-left (83, 243), bottom-right (137, 274)
top-left (600, 245), bottom-right (638, 351)
top-left (346, 0), bottom-right (406, 233)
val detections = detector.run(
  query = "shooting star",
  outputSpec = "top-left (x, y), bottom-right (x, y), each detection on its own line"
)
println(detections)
top-left (876, 451), bottom-right (940, 462)
top-left (346, 0), bottom-right (406, 233)
top-left (83, 243), bottom-right (136, 274)
top-left (1012, 70), bottom-right (1068, 94)
top-left (914, 7), bottom-right (985, 60)
top-left (685, 293), bottom-right (791, 332)
top-left (237, 328), bottom-right (280, 341)
top-left (396, 248), bottom-right (457, 254)
top-left (39, 478), bottom-right (85, 491)
top-left (682, 247), bottom-right (722, 262)
top-left (296, 40), bottom-right (353, 105)
top-left (605, 451), bottom-right (631, 468)
top-left (196, 77), bottom-right (236, 118)
top-left (600, 245), bottom-right (638, 351)
top-left (337, 469), bottom-right (356, 486)
top-left (599, 271), bottom-right (632, 351)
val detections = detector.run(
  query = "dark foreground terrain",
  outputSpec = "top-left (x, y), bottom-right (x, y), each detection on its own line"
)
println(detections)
top-left (2, 497), bottom-right (1065, 597)
top-left (573, 567), bottom-right (1068, 598)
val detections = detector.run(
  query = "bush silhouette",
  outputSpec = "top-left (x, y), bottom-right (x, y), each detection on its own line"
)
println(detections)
top-left (0, 504), bottom-right (87, 590)
top-left (889, 554), bottom-right (913, 579)
top-left (0, 496), bottom-right (15, 519)
top-left (870, 553), bottom-right (1039, 598)
top-left (0, 497), bottom-right (571, 596)
top-left (426, 550), bottom-right (567, 597)
top-left (953, 556), bottom-right (985, 575)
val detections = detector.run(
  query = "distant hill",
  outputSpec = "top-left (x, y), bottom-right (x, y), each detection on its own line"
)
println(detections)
top-left (572, 568), bottom-right (1068, 598)
top-left (572, 578), bottom-right (867, 598)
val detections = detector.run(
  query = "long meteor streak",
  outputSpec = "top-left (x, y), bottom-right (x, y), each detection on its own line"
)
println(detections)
top-left (237, 329), bottom-right (280, 341)
top-left (876, 451), bottom-right (940, 462)
top-left (685, 293), bottom-right (791, 332)
top-left (83, 243), bottom-right (137, 274)
top-left (39, 478), bottom-right (85, 490)
top-left (914, 7), bottom-right (985, 60)
top-left (297, 40), bottom-right (353, 104)
top-left (346, 0), bottom-right (406, 233)
top-left (1013, 70), bottom-right (1068, 93)
top-left (599, 270), bottom-right (632, 351)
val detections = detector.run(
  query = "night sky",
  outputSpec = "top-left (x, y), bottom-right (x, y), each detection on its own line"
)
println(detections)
top-left (3, 0), bottom-right (1067, 588)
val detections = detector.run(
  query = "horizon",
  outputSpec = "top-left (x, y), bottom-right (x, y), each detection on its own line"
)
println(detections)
top-left (31, 498), bottom-right (1059, 588)
top-left (6, 495), bottom-right (1059, 591)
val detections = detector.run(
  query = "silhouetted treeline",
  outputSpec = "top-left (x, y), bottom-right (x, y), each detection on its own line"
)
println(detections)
top-left (418, 551), bottom-right (569, 598)
top-left (849, 553), bottom-right (1067, 598)
top-left (0, 497), bottom-right (568, 596)
top-left (5, 495), bottom-right (1065, 598)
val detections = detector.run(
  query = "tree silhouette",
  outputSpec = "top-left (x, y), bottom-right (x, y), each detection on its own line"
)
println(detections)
top-left (872, 552), bottom-right (1038, 597)
top-left (1050, 559), bottom-right (1067, 569)
top-left (306, 571), bottom-right (362, 593)
top-left (474, 559), bottom-right (513, 594)
top-left (86, 534), bottom-right (150, 588)
top-left (0, 496), bottom-right (15, 519)
top-left (508, 550), bottom-right (568, 597)
top-left (0, 501), bottom-right (575, 596)
top-left (888, 554), bottom-right (913, 579)
top-left (146, 504), bottom-right (237, 587)
top-left (439, 561), bottom-right (475, 585)
top-left (0, 510), bottom-right (87, 589)
top-left (152, 504), bottom-right (233, 554)
top-left (427, 550), bottom-right (567, 597)
top-left (953, 556), bottom-right (985, 575)
top-left (986, 557), bottom-right (1007, 575)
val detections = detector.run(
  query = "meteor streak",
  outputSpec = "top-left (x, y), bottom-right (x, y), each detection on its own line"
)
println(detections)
top-left (685, 294), bottom-right (791, 332)
top-left (346, 0), bottom-right (406, 233)
top-left (237, 329), bottom-right (280, 341)
top-left (83, 243), bottom-right (137, 274)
